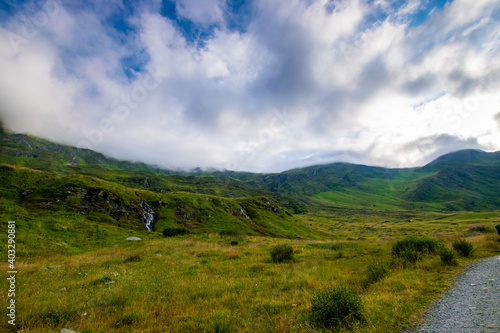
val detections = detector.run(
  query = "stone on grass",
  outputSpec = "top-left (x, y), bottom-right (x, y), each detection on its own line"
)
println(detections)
top-left (126, 237), bottom-right (142, 241)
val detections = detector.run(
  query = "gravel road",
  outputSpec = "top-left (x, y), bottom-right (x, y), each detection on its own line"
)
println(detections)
top-left (410, 255), bottom-right (500, 333)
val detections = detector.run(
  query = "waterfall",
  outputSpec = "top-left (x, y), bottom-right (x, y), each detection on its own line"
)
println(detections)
top-left (141, 201), bottom-right (155, 231)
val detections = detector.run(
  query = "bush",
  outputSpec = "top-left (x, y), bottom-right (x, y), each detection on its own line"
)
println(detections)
top-left (392, 236), bottom-right (441, 261)
top-left (310, 285), bottom-right (364, 331)
top-left (162, 227), bottom-right (190, 237)
top-left (398, 248), bottom-right (421, 263)
top-left (495, 224), bottom-right (500, 236)
top-left (269, 244), bottom-right (294, 263)
top-left (467, 224), bottom-right (495, 233)
top-left (308, 243), bottom-right (342, 250)
top-left (453, 239), bottom-right (474, 257)
top-left (439, 246), bottom-right (457, 265)
top-left (124, 255), bottom-right (142, 263)
top-left (219, 230), bottom-right (244, 238)
top-left (230, 241), bottom-right (239, 246)
top-left (364, 262), bottom-right (389, 286)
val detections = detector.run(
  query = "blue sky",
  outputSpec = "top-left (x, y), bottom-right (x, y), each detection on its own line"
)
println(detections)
top-left (0, 0), bottom-right (499, 172)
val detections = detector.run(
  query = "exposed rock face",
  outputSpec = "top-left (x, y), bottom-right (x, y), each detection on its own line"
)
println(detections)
top-left (264, 201), bottom-right (280, 213)
top-left (239, 204), bottom-right (251, 219)
top-left (62, 186), bottom-right (146, 228)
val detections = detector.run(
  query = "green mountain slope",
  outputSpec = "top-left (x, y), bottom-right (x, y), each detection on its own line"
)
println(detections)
top-left (408, 165), bottom-right (500, 210)
top-left (1, 126), bottom-right (499, 212)
top-left (0, 164), bottom-right (320, 256)
top-left (221, 151), bottom-right (500, 211)
top-left (0, 130), bottom-right (277, 199)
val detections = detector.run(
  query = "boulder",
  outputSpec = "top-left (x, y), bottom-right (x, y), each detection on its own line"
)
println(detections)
top-left (126, 236), bottom-right (142, 241)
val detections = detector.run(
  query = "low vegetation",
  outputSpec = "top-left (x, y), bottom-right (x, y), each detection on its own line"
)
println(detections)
top-left (439, 246), bottom-right (458, 265)
top-left (269, 244), bottom-right (295, 263)
top-left (0, 220), bottom-right (498, 332)
top-left (0, 133), bottom-right (499, 332)
top-left (309, 285), bottom-right (365, 331)
top-left (452, 239), bottom-right (474, 257)
top-left (363, 262), bottom-right (390, 287)
top-left (162, 226), bottom-right (190, 237)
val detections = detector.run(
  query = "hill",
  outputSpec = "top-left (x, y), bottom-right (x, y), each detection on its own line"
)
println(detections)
top-left (217, 151), bottom-right (500, 212)
top-left (1, 127), bottom-right (499, 212)
top-left (0, 164), bottom-right (321, 256)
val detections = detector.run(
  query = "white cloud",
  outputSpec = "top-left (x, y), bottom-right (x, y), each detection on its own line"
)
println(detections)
top-left (175, 0), bottom-right (224, 26)
top-left (0, 0), bottom-right (499, 172)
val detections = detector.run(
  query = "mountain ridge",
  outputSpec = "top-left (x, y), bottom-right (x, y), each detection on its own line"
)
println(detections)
top-left (1, 128), bottom-right (499, 212)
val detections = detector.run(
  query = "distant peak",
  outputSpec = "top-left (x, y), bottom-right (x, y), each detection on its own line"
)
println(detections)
top-left (426, 149), bottom-right (499, 167)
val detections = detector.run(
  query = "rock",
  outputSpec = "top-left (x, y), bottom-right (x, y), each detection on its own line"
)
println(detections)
top-left (59, 329), bottom-right (80, 333)
top-left (104, 280), bottom-right (115, 285)
top-left (295, 235), bottom-right (302, 239)
top-left (126, 237), bottom-right (142, 241)
top-left (21, 189), bottom-right (33, 197)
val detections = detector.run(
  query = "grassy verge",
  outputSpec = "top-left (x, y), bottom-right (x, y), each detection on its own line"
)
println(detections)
top-left (1, 230), bottom-right (498, 332)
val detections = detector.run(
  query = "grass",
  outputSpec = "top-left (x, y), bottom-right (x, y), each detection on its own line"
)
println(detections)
top-left (0, 228), bottom-right (498, 332)
top-left (0, 139), bottom-right (499, 332)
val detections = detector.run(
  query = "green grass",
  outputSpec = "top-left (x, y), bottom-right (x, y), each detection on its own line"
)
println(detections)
top-left (1, 232), bottom-right (498, 332)
top-left (1, 132), bottom-right (500, 332)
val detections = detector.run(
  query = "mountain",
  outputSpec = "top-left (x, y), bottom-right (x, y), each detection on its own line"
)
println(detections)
top-left (215, 151), bottom-right (500, 211)
top-left (1, 127), bottom-right (500, 214)
top-left (0, 164), bottom-right (320, 256)
top-left (423, 149), bottom-right (500, 169)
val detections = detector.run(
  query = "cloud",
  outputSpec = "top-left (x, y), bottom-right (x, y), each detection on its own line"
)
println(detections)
top-left (175, 0), bottom-right (223, 25)
top-left (0, 0), bottom-right (499, 172)
top-left (398, 134), bottom-right (484, 167)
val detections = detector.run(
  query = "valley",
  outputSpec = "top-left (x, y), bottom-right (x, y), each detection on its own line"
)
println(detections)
top-left (1, 128), bottom-right (499, 332)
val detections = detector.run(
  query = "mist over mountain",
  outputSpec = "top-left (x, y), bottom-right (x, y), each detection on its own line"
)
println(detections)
top-left (1, 128), bottom-right (499, 212)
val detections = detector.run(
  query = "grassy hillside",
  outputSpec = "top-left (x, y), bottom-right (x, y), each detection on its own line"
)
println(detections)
top-left (223, 152), bottom-right (500, 212)
top-left (2, 128), bottom-right (500, 212)
top-left (1, 214), bottom-right (499, 332)
top-left (1, 128), bottom-right (500, 333)
top-left (0, 131), bottom-right (310, 213)
top-left (0, 164), bottom-right (324, 257)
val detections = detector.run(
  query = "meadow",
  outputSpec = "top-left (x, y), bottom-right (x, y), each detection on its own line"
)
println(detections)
top-left (1, 212), bottom-right (499, 333)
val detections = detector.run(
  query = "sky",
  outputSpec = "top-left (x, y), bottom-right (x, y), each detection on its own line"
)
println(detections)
top-left (0, 0), bottom-right (499, 173)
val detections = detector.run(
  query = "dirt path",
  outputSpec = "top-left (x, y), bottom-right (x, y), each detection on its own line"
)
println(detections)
top-left (410, 255), bottom-right (500, 333)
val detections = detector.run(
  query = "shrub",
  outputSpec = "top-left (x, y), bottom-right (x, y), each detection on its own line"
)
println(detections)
top-left (230, 241), bottom-right (239, 246)
top-left (310, 285), bottom-right (364, 331)
top-left (495, 224), bottom-right (500, 236)
top-left (364, 262), bottom-right (389, 286)
top-left (308, 243), bottom-right (342, 250)
top-left (439, 246), bottom-right (457, 265)
top-left (162, 227), bottom-right (190, 237)
top-left (467, 224), bottom-right (495, 233)
top-left (124, 255), bottom-right (142, 263)
top-left (453, 239), bottom-right (474, 257)
top-left (392, 236), bottom-right (441, 261)
top-left (270, 244), bottom-right (294, 263)
top-left (219, 230), bottom-right (244, 238)
top-left (213, 321), bottom-right (232, 333)
top-left (398, 248), bottom-right (421, 263)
